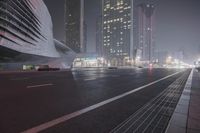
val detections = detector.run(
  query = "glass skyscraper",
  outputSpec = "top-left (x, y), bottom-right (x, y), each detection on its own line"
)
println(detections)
top-left (102, 0), bottom-right (134, 66)
top-left (138, 3), bottom-right (155, 62)
top-left (65, 0), bottom-right (86, 53)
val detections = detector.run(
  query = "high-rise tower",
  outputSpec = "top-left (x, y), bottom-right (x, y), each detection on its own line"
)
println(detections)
top-left (137, 4), bottom-right (155, 62)
top-left (96, 15), bottom-right (103, 57)
top-left (102, 0), bottom-right (134, 66)
top-left (65, 0), bottom-right (86, 53)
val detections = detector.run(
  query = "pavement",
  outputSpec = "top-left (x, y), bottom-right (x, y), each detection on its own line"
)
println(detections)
top-left (166, 69), bottom-right (200, 133)
top-left (0, 68), bottom-right (194, 133)
top-left (187, 70), bottom-right (200, 133)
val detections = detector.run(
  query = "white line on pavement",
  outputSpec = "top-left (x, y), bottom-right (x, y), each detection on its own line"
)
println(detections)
top-left (84, 78), bottom-right (97, 81)
top-left (26, 84), bottom-right (54, 88)
top-left (11, 77), bottom-right (29, 81)
top-left (22, 71), bottom-right (182, 133)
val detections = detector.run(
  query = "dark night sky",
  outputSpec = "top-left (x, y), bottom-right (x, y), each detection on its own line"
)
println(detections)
top-left (44, 0), bottom-right (200, 63)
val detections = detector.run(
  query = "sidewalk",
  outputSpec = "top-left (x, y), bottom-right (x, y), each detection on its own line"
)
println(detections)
top-left (187, 70), bottom-right (200, 133)
top-left (166, 69), bottom-right (200, 133)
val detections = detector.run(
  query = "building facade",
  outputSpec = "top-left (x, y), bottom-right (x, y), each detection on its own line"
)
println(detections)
top-left (102, 0), bottom-right (134, 66)
top-left (65, 0), bottom-right (86, 53)
top-left (137, 3), bottom-right (155, 62)
top-left (0, 0), bottom-right (75, 70)
top-left (0, 0), bottom-right (60, 58)
top-left (96, 15), bottom-right (103, 57)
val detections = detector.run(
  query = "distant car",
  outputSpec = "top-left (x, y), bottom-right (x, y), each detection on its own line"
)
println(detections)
top-left (37, 65), bottom-right (60, 71)
top-left (138, 66), bottom-right (143, 68)
top-left (108, 67), bottom-right (118, 69)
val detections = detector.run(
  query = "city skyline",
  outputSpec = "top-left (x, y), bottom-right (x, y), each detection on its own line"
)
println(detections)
top-left (1, 1), bottom-right (200, 133)
top-left (44, 0), bottom-right (200, 63)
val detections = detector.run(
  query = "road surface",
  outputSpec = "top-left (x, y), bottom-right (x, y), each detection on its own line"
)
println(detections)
top-left (0, 68), bottom-right (190, 133)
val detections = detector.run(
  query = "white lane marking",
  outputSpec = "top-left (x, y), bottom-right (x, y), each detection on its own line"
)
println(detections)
top-left (84, 78), bottom-right (97, 81)
top-left (22, 71), bottom-right (182, 133)
top-left (26, 84), bottom-right (54, 88)
top-left (11, 77), bottom-right (29, 81)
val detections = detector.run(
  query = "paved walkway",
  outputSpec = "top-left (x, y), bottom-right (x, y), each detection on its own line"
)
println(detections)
top-left (166, 69), bottom-right (200, 133)
top-left (187, 70), bottom-right (200, 133)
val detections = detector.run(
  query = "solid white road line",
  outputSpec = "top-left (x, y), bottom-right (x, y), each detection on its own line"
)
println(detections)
top-left (26, 84), bottom-right (54, 88)
top-left (22, 71), bottom-right (182, 133)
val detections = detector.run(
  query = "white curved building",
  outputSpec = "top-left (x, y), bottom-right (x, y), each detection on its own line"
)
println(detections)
top-left (0, 0), bottom-right (75, 69)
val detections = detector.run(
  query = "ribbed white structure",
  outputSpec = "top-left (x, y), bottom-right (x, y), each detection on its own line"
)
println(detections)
top-left (0, 0), bottom-right (60, 57)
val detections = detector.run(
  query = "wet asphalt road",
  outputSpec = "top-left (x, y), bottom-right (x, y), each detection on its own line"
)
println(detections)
top-left (0, 68), bottom-right (188, 133)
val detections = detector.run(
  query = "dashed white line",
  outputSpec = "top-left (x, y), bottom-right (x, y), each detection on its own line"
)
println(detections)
top-left (22, 71), bottom-right (182, 133)
top-left (84, 78), bottom-right (97, 81)
top-left (27, 84), bottom-right (54, 88)
top-left (11, 77), bottom-right (29, 81)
